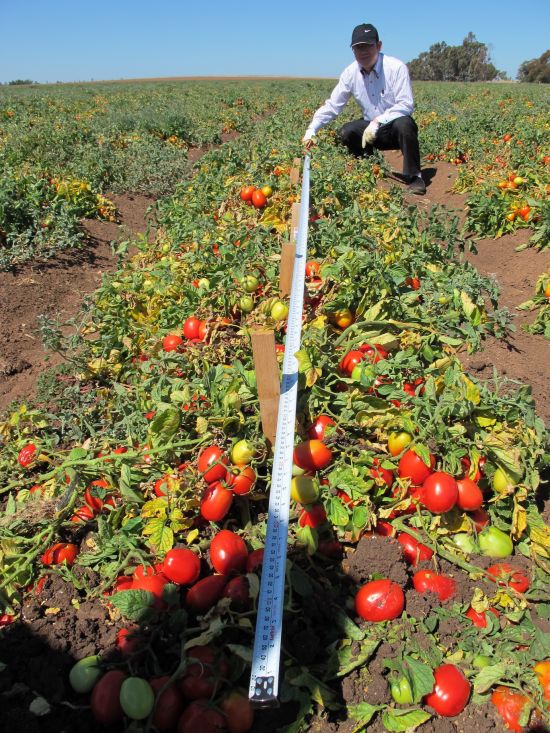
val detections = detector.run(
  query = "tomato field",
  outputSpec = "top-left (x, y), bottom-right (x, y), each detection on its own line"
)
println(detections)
top-left (0, 79), bottom-right (549, 733)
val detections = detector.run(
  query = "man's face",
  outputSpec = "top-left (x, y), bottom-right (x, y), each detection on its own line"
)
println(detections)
top-left (352, 41), bottom-right (382, 71)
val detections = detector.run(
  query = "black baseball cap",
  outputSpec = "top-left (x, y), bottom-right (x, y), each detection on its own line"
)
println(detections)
top-left (351, 24), bottom-right (379, 46)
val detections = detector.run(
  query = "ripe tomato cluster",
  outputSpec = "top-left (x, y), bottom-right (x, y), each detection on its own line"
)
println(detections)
top-left (162, 316), bottom-right (208, 352)
top-left (239, 183), bottom-right (273, 209)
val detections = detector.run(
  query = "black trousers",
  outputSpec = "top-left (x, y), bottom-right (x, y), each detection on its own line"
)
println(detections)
top-left (337, 116), bottom-right (421, 177)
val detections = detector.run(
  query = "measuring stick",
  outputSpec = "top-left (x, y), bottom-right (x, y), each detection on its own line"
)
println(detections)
top-left (248, 156), bottom-right (311, 706)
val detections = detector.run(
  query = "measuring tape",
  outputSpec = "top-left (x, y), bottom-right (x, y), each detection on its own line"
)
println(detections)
top-left (248, 156), bottom-right (311, 706)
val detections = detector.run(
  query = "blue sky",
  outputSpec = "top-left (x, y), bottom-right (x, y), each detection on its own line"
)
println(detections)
top-left (1, 1), bottom-right (548, 83)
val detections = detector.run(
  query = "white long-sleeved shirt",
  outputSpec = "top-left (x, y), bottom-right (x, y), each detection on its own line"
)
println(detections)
top-left (304, 53), bottom-right (414, 139)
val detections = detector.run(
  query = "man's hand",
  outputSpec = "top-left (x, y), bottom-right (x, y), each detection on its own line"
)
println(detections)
top-left (303, 136), bottom-right (316, 150)
top-left (362, 120), bottom-right (380, 147)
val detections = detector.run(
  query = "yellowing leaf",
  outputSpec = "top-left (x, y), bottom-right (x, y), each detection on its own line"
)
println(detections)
top-left (294, 349), bottom-right (322, 388)
top-left (186, 529), bottom-right (199, 545)
top-left (141, 498), bottom-right (168, 519)
top-left (511, 499), bottom-right (527, 541)
top-left (530, 525), bottom-right (550, 559)
top-left (462, 376), bottom-right (481, 405)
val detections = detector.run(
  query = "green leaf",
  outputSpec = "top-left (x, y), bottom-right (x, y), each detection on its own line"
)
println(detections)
top-left (289, 564), bottom-right (313, 597)
top-left (352, 506), bottom-right (369, 530)
top-left (473, 663), bottom-right (507, 693)
top-left (381, 707), bottom-right (432, 731)
top-left (296, 524), bottom-right (318, 555)
top-left (68, 446), bottom-right (88, 461)
top-left (294, 348), bottom-right (322, 388)
top-left (119, 463), bottom-right (144, 504)
top-left (330, 638), bottom-right (380, 679)
top-left (403, 656), bottom-right (435, 703)
top-left (326, 496), bottom-right (350, 527)
top-left (347, 701), bottom-right (382, 731)
top-left (110, 589), bottom-right (154, 621)
top-left (149, 406), bottom-right (181, 445)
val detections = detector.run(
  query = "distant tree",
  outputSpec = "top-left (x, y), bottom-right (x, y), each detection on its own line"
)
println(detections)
top-left (7, 79), bottom-right (36, 85)
top-left (517, 50), bottom-right (550, 82)
top-left (408, 33), bottom-right (505, 81)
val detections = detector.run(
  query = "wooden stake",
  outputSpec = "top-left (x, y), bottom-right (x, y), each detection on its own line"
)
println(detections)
top-left (280, 202), bottom-right (300, 296)
top-left (250, 327), bottom-right (280, 447)
top-left (289, 157), bottom-right (301, 185)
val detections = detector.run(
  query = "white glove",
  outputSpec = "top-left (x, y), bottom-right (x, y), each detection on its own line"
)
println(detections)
top-left (362, 120), bottom-right (380, 147)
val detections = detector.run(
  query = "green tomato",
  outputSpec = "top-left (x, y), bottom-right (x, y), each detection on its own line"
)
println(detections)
top-left (492, 467), bottom-right (515, 494)
top-left (223, 392), bottom-right (242, 410)
top-left (390, 676), bottom-right (414, 704)
top-left (451, 533), bottom-right (477, 554)
top-left (197, 277), bottom-right (210, 289)
top-left (239, 295), bottom-right (255, 313)
top-left (241, 275), bottom-right (259, 293)
top-left (473, 654), bottom-right (492, 669)
top-left (119, 677), bottom-right (155, 720)
top-left (69, 655), bottom-right (102, 693)
top-left (290, 476), bottom-right (320, 504)
top-left (231, 439), bottom-right (255, 465)
top-left (478, 527), bottom-right (513, 558)
top-left (270, 301), bottom-right (289, 321)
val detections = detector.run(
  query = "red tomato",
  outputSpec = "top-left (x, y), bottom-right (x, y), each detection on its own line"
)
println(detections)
top-left (374, 520), bottom-right (394, 537)
top-left (221, 692), bottom-right (254, 733)
top-left (0, 614), bottom-right (15, 626)
top-left (154, 475), bottom-right (170, 497)
top-left (186, 575), bottom-right (228, 613)
top-left (200, 482), bottom-right (233, 522)
top-left (177, 699), bottom-right (226, 733)
top-left (486, 563), bottom-right (530, 593)
top-left (305, 261), bottom-right (320, 277)
top-left (223, 575), bottom-right (251, 610)
top-left (456, 478), bottom-right (483, 511)
top-left (307, 414), bottom-right (335, 441)
top-left (491, 686), bottom-right (530, 732)
top-left (197, 320), bottom-right (207, 341)
top-left (133, 563), bottom-right (164, 580)
top-left (226, 465), bottom-right (256, 496)
top-left (421, 471), bottom-right (458, 514)
top-left (317, 538), bottom-right (344, 558)
top-left (163, 548), bottom-right (201, 585)
top-left (71, 505), bottom-right (95, 523)
top-left (469, 507), bottom-right (490, 531)
top-left (183, 317), bottom-right (202, 340)
top-left (405, 276), bottom-right (421, 290)
top-left (413, 570), bottom-right (456, 601)
top-left (116, 626), bottom-right (145, 656)
top-left (465, 606), bottom-right (499, 628)
top-left (299, 502), bottom-right (327, 528)
top-left (210, 530), bottom-right (248, 575)
top-left (424, 664), bottom-right (471, 717)
top-left (163, 333), bottom-right (183, 352)
top-left (370, 458), bottom-right (394, 488)
top-left (41, 542), bottom-right (79, 567)
top-left (150, 676), bottom-right (184, 733)
top-left (179, 646), bottom-right (229, 700)
top-left (355, 579), bottom-right (404, 622)
top-left (240, 186), bottom-right (255, 202)
top-left (18, 443), bottom-right (37, 467)
top-left (91, 670), bottom-right (126, 725)
top-left (246, 548), bottom-right (264, 573)
top-left (360, 343), bottom-right (388, 363)
top-left (111, 574), bottom-right (133, 593)
top-left (197, 446), bottom-right (228, 483)
top-left (132, 574), bottom-right (170, 610)
top-left (251, 189), bottom-right (267, 208)
top-left (293, 439), bottom-right (332, 472)
top-left (397, 532), bottom-right (433, 566)
top-left (84, 478), bottom-right (112, 512)
top-left (398, 449), bottom-right (435, 485)
top-left (339, 349), bottom-right (364, 376)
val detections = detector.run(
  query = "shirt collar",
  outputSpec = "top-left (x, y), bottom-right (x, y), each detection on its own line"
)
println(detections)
top-left (359, 52), bottom-right (383, 78)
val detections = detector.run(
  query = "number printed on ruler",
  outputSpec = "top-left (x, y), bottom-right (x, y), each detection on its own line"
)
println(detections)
top-left (249, 156), bottom-right (311, 705)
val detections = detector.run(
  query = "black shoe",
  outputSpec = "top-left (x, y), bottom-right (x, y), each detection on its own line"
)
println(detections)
top-left (391, 171), bottom-right (411, 183)
top-left (408, 177), bottom-right (426, 195)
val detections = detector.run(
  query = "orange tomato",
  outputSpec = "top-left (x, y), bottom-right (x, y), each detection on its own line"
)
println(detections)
top-left (330, 308), bottom-right (354, 329)
top-left (251, 189), bottom-right (267, 209)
